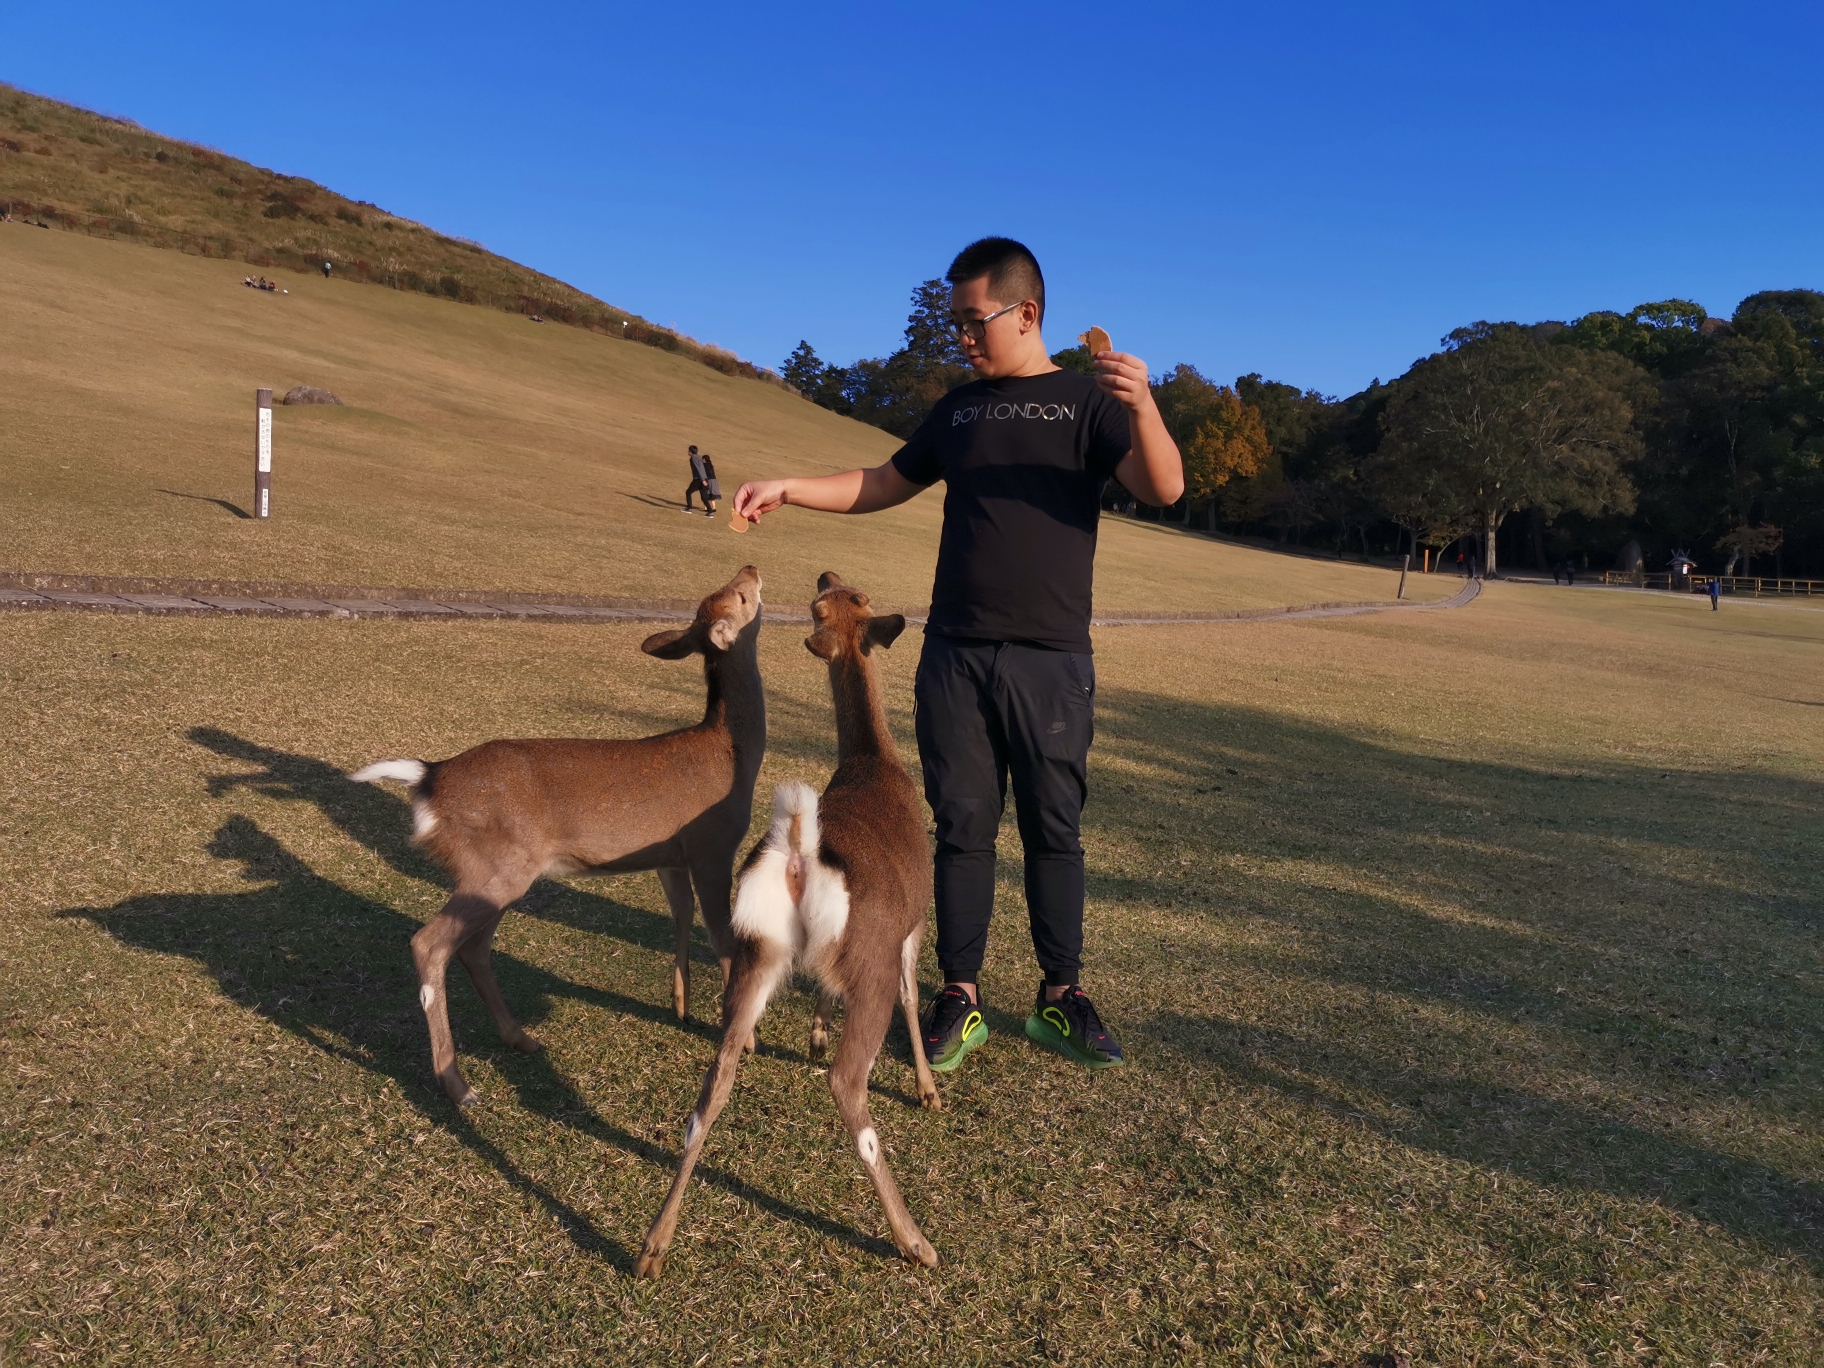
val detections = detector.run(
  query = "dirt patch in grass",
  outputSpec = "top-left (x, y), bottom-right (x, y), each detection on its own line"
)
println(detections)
top-left (1, 583), bottom-right (1818, 1363)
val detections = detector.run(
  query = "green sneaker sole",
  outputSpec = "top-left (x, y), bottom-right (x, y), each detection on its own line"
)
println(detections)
top-left (928, 1014), bottom-right (989, 1074)
top-left (1024, 1012), bottom-right (1125, 1068)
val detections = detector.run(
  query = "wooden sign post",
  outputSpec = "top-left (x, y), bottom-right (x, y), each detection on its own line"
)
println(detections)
top-left (1398, 553), bottom-right (1410, 600)
top-left (254, 387), bottom-right (273, 518)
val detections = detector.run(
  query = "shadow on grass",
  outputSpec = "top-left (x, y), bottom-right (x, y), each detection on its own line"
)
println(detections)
top-left (1082, 685), bottom-right (1824, 1264)
top-left (158, 488), bottom-right (253, 519)
top-left (1148, 1012), bottom-right (1823, 1263)
top-left (65, 813), bottom-right (900, 1266)
top-left (183, 727), bottom-right (922, 1090)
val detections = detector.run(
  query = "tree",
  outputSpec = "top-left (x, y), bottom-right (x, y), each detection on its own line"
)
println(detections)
top-left (782, 340), bottom-right (827, 396)
top-left (1715, 521), bottom-right (1783, 576)
top-left (1376, 324), bottom-right (1644, 576)
top-left (1182, 390), bottom-right (1271, 525)
top-left (1150, 366), bottom-right (1269, 525)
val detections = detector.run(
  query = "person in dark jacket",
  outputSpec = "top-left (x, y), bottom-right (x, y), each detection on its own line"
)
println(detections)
top-left (684, 445), bottom-right (710, 512)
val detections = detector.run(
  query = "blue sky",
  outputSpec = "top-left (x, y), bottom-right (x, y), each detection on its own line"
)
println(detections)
top-left (8, 2), bottom-right (1821, 396)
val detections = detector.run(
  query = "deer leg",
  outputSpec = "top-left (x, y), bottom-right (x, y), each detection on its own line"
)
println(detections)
top-left (656, 867), bottom-right (695, 1021)
top-left (808, 987), bottom-right (837, 1062)
top-left (411, 890), bottom-right (503, 1106)
top-left (635, 940), bottom-right (786, 1279)
top-left (829, 978), bottom-right (938, 1268)
top-left (455, 911), bottom-right (541, 1054)
top-left (692, 859), bottom-right (757, 1054)
top-left (899, 928), bottom-right (940, 1110)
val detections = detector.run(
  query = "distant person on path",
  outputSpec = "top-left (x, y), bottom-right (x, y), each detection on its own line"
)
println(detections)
top-left (322, 261), bottom-right (332, 279)
top-left (683, 445), bottom-right (711, 512)
top-left (1709, 577), bottom-right (1721, 610)
top-left (735, 237), bottom-right (1185, 1075)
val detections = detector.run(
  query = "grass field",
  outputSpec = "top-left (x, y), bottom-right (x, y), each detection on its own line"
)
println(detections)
top-left (2, 578), bottom-right (1818, 1364)
top-left (0, 225), bottom-right (1453, 615)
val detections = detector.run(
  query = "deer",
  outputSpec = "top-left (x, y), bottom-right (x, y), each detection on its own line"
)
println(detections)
top-left (349, 564), bottom-right (766, 1106)
top-left (634, 571), bottom-right (940, 1279)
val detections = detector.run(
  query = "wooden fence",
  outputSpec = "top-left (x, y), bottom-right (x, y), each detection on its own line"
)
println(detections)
top-left (1602, 571), bottom-right (1824, 597)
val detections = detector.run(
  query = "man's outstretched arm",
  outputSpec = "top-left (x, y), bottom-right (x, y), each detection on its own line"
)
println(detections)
top-left (733, 461), bottom-right (924, 522)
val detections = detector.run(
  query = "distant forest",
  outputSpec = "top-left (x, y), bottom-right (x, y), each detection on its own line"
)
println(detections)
top-left (784, 284), bottom-right (1824, 579)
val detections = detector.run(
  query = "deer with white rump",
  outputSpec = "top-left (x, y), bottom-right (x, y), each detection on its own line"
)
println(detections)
top-left (635, 571), bottom-right (940, 1278)
top-left (350, 565), bottom-right (766, 1106)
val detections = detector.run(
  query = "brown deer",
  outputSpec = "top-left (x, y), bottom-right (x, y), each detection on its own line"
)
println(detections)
top-left (350, 564), bottom-right (767, 1106)
top-left (634, 571), bottom-right (940, 1279)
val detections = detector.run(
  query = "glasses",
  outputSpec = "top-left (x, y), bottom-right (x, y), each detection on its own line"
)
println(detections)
top-left (947, 300), bottom-right (1030, 342)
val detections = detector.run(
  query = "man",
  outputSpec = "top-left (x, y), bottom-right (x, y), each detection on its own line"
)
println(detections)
top-left (734, 237), bottom-right (1183, 1071)
top-left (1709, 576), bottom-right (1721, 610)
top-left (684, 445), bottom-right (711, 513)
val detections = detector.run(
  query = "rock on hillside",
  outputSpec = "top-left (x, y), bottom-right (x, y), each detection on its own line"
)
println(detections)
top-left (0, 83), bottom-right (773, 386)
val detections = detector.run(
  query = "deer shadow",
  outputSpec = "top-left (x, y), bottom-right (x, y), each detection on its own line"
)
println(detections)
top-left (64, 814), bottom-right (900, 1265)
top-left (184, 727), bottom-right (923, 1093)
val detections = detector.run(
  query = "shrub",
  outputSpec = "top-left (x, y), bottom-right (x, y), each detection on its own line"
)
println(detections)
top-left (438, 274), bottom-right (462, 299)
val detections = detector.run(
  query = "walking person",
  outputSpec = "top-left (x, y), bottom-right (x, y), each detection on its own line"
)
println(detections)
top-left (1709, 576), bottom-right (1721, 610)
top-left (699, 451), bottom-right (722, 519)
top-left (735, 237), bottom-right (1184, 1072)
top-left (683, 445), bottom-right (710, 513)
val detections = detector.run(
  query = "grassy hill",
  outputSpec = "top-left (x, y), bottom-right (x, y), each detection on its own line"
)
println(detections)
top-left (0, 82), bottom-right (770, 383)
top-left (0, 222), bottom-right (1454, 612)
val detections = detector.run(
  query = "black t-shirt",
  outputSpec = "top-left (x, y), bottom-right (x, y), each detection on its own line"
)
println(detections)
top-left (892, 369), bottom-right (1131, 652)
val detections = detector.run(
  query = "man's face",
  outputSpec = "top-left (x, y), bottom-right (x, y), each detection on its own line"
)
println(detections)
top-left (949, 274), bottom-right (1033, 377)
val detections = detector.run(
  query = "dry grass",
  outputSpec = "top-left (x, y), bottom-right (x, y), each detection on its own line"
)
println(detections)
top-left (1, 580), bottom-right (1818, 1364)
top-left (0, 83), bottom-right (763, 381)
top-left (0, 225), bottom-right (1454, 614)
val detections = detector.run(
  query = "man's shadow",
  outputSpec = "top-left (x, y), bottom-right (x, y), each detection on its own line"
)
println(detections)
top-left (66, 814), bottom-right (900, 1265)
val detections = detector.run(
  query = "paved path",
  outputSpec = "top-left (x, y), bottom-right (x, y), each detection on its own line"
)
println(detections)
top-left (0, 572), bottom-right (1480, 627)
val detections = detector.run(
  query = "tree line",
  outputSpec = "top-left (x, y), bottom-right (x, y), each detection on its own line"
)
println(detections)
top-left (784, 284), bottom-right (1824, 578)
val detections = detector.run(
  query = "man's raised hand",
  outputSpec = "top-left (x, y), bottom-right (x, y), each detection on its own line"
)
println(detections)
top-left (1093, 352), bottom-right (1154, 414)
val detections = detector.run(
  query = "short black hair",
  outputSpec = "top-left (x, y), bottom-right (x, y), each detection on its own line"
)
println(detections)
top-left (946, 237), bottom-right (1045, 324)
top-left (688, 445), bottom-right (698, 453)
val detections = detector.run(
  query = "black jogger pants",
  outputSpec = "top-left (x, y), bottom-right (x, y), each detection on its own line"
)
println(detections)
top-left (913, 633), bottom-right (1095, 987)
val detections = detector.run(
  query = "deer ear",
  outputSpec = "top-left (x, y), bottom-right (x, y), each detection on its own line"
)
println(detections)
top-left (707, 617), bottom-right (739, 651)
top-left (641, 626), bottom-right (699, 659)
top-left (863, 614), bottom-right (906, 652)
top-left (816, 571), bottom-right (845, 593)
top-left (804, 631), bottom-right (839, 661)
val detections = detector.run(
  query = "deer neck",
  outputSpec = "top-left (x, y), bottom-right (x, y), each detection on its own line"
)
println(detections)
top-left (828, 651), bottom-right (892, 763)
top-left (701, 617), bottom-right (766, 776)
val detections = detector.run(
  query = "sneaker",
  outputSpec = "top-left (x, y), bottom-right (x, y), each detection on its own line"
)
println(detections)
top-left (1025, 984), bottom-right (1125, 1068)
top-left (704, 510), bottom-right (715, 518)
top-left (920, 984), bottom-right (989, 1074)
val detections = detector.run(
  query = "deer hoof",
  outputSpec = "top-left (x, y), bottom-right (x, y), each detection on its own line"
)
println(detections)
top-left (902, 1238), bottom-right (939, 1269)
top-left (807, 1031), bottom-right (828, 1062)
top-left (511, 1031), bottom-right (543, 1054)
top-left (633, 1248), bottom-right (667, 1279)
top-left (743, 1030), bottom-right (758, 1055)
top-left (920, 1089), bottom-right (942, 1111)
